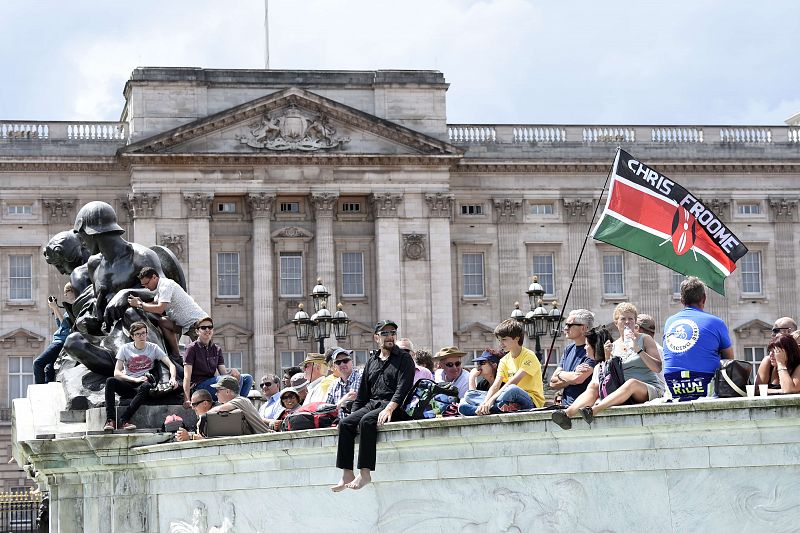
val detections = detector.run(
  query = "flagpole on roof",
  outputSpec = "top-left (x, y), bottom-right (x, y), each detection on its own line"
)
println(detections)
top-left (264, 0), bottom-right (270, 69)
top-left (541, 146), bottom-right (620, 377)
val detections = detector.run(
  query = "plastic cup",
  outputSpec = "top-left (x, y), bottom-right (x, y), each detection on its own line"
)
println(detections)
top-left (746, 384), bottom-right (756, 397)
top-left (758, 384), bottom-right (769, 397)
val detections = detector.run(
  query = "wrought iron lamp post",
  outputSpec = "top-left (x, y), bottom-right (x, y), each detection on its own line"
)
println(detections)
top-left (292, 278), bottom-right (350, 354)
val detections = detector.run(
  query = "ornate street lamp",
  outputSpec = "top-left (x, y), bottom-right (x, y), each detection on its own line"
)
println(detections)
top-left (509, 276), bottom-right (553, 362)
top-left (332, 303), bottom-right (351, 341)
top-left (292, 303), bottom-right (312, 342)
top-left (310, 278), bottom-right (330, 313)
top-left (548, 300), bottom-right (562, 339)
top-left (526, 276), bottom-right (545, 310)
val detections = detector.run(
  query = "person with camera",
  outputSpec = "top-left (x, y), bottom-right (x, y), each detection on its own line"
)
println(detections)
top-left (34, 283), bottom-right (76, 384)
top-left (103, 321), bottom-right (178, 431)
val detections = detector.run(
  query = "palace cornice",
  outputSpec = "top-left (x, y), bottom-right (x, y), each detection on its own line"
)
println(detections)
top-left (452, 161), bottom-right (800, 173)
top-left (119, 152), bottom-right (461, 167)
top-left (0, 157), bottom-right (126, 172)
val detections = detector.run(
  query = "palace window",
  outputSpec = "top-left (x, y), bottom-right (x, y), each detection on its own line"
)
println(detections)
top-left (279, 252), bottom-right (303, 297)
top-left (217, 202), bottom-right (236, 213)
top-left (7, 204), bottom-right (32, 215)
top-left (224, 351), bottom-right (243, 371)
top-left (280, 202), bottom-right (300, 213)
top-left (341, 202), bottom-right (361, 213)
top-left (743, 346), bottom-right (765, 374)
top-left (9, 255), bottom-right (32, 300)
top-left (461, 204), bottom-right (483, 215)
top-left (532, 254), bottom-right (555, 296)
top-left (217, 252), bottom-right (240, 298)
top-left (740, 251), bottom-right (762, 294)
top-left (341, 252), bottom-right (364, 297)
top-left (602, 253), bottom-right (624, 295)
top-left (671, 272), bottom-right (685, 296)
top-left (737, 203), bottom-right (761, 215)
top-left (8, 356), bottom-right (33, 402)
top-left (462, 253), bottom-right (485, 297)
top-left (280, 350), bottom-right (306, 369)
top-left (529, 203), bottom-right (555, 215)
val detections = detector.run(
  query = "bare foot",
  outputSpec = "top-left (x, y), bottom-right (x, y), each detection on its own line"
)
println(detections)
top-left (346, 472), bottom-right (372, 490)
top-left (331, 470), bottom-right (355, 492)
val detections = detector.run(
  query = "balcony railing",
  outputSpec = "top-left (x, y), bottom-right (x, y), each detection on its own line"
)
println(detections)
top-left (448, 124), bottom-right (800, 145)
top-left (0, 121), bottom-right (127, 141)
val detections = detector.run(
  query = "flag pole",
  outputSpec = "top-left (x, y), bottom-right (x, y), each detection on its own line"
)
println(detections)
top-left (541, 147), bottom-right (620, 376)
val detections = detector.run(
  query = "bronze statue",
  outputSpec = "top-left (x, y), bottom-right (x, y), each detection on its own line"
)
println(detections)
top-left (42, 231), bottom-right (92, 295)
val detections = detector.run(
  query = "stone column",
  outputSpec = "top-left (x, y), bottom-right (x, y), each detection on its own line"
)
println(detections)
top-left (770, 198), bottom-right (798, 319)
top-left (182, 192), bottom-right (214, 314)
top-left (562, 198), bottom-right (594, 311)
top-left (311, 192), bottom-right (339, 310)
top-left (371, 193), bottom-right (403, 323)
top-left (493, 198), bottom-right (523, 320)
top-left (701, 199), bottom-right (731, 323)
top-left (425, 193), bottom-right (455, 348)
top-left (126, 192), bottom-right (160, 246)
top-left (247, 193), bottom-right (276, 377)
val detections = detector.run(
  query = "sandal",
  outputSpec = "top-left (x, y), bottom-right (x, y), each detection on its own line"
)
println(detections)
top-left (579, 406), bottom-right (595, 425)
top-left (551, 410), bottom-right (572, 430)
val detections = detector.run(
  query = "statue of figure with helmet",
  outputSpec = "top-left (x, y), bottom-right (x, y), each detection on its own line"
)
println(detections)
top-left (47, 201), bottom-right (186, 408)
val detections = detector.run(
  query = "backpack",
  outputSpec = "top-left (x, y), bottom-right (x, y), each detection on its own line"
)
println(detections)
top-left (403, 379), bottom-right (460, 419)
top-left (598, 356), bottom-right (626, 400)
top-left (280, 402), bottom-right (339, 431)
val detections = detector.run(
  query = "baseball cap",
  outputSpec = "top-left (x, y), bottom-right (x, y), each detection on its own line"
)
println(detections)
top-left (289, 373), bottom-right (309, 391)
top-left (473, 350), bottom-right (502, 365)
top-left (210, 375), bottom-right (240, 393)
top-left (326, 346), bottom-right (354, 363)
top-left (374, 319), bottom-right (398, 333)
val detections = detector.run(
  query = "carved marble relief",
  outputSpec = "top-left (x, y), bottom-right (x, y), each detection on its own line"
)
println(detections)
top-left (42, 198), bottom-right (76, 223)
top-left (403, 233), bottom-right (426, 261)
top-left (159, 233), bottom-right (186, 261)
top-left (238, 104), bottom-right (349, 151)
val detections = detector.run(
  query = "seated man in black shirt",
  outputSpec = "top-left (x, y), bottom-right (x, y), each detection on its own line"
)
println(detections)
top-left (331, 319), bottom-right (414, 492)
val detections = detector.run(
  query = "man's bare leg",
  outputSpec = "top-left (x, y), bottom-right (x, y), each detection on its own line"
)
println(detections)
top-left (331, 469), bottom-right (355, 492)
top-left (346, 468), bottom-right (372, 490)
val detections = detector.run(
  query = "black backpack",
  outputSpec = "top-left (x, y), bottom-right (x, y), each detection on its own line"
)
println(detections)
top-left (402, 379), bottom-right (460, 419)
top-left (280, 402), bottom-right (339, 431)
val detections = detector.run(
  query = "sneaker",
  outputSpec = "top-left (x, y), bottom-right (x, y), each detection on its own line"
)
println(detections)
top-left (551, 410), bottom-right (572, 430)
top-left (579, 406), bottom-right (595, 425)
top-left (121, 422), bottom-right (137, 431)
top-left (103, 419), bottom-right (116, 432)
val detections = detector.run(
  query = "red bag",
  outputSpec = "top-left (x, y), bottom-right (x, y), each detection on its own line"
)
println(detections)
top-left (280, 402), bottom-right (339, 431)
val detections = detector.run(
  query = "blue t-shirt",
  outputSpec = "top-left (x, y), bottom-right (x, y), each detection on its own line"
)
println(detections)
top-left (559, 343), bottom-right (595, 407)
top-left (662, 306), bottom-right (731, 374)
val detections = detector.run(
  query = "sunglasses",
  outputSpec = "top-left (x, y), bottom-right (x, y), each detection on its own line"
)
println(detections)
top-left (477, 361), bottom-right (490, 366)
top-left (378, 330), bottom-right (397, 337)
top-left (563, 323), bottom-right (583, 328)
top-left (444, 361), bottom-right (461, 368)
top-left (198, 325), bottom-right (214, 331)
top-left (334, 358), bottom-right (352, 366)
top-left (772, 327), bottom-right (790, 335)
top-left (260, 382), bottom-right (273, 388)
top-left (190, 400), bottom-right (208, 407)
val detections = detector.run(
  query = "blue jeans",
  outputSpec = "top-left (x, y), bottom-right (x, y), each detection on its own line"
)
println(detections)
top-left (34, 341), bottom-right (63, 384)
top-left (458, 385), bottom-right (534, 416)
top-left (195, 373), bottom-right (254, 400)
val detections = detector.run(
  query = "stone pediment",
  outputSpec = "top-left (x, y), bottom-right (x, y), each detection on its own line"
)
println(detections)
top-left (120, 87), bottom-right (461, 160)
top-left (0, 328), bottom-right (46, 349)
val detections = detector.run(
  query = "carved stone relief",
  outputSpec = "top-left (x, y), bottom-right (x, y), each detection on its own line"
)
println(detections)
top-left (246, 193), bottom-right (276, 219)
top-left (238, 104), bottom-right (349, 151)
top-left (371, 193), bottom-right (403, 218)
top-left (42, 198), bottom-right (76, 223)
top-left (402, 233), bottom-right (426, 261)
top-left (311, 192), bottom-right (339, 217)
top-left (769, 198), bottom-right (798, 221)
top-left (183, 193), bottom-right (214, 218)
top-left (159, 233), bottom-right (185, 261)
top-left (561, 198), bottom-right (592, 222)
top-left (424, 193), bottom-right (454, 219)
top-left (493, 198), bottom-right (522, 223)
top-left (126, 192), bottom-right (161, 218)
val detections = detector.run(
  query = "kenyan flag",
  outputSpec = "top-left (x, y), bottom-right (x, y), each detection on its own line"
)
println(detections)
top-left (592, 149), bottom-right (748, 295)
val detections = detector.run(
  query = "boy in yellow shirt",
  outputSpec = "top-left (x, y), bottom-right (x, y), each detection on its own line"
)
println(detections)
top-left (475, 319), bottom-right (545, 415)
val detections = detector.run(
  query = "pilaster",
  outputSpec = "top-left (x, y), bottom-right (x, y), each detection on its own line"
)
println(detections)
top-left (311, 192), bottom-right (339, 311)
top-left (126, 192), bottom-right (160, 246)
top-left (562, 198), bottom-right (594, 310)
top-left (371, 193), bottom-right (403, 323)
top-left (182, 192), bottom-right (214, 314)
top-left (494, 198), bottom-right (523, 319)
top-left (248, 192), bottom-right (276, 377)
top-left (770, 198), bottom-right (798, 318)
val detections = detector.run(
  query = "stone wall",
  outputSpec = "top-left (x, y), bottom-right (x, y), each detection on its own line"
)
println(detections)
top-left (14, 394), bottom-right (800, 532)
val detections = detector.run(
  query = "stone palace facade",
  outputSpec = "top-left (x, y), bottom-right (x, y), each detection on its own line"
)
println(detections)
top-left (0, 69), bottom-right (799, 489)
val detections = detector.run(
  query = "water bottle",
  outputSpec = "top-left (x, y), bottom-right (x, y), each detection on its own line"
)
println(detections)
top-left (624, 325), bottom-right (634, 352)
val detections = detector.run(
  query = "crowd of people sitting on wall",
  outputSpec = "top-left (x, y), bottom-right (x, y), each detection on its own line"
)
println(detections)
top-left (36, 270), bottom-right (800, 488)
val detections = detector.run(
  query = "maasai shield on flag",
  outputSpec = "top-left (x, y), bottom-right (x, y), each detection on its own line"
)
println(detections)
top-left (592, 149), bottom-right (748, 295)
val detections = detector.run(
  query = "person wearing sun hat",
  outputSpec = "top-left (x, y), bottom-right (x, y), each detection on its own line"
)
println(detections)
top-left (433, 346), bottom-right (470, 397)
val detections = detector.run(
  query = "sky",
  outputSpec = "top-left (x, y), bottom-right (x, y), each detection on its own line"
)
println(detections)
top-left (0, 0), bottom-right (798, 125)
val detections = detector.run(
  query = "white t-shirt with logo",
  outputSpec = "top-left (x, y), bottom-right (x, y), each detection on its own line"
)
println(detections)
top-left (116, 341), bottom-right (169, 378)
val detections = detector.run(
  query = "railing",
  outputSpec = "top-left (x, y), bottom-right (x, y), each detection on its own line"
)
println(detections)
top-left (0, 121), bottom-right (127, 141)
top-left (448, 124), bottom-right (800, 145)
top-left (0, 491), bottom-right (42, 533)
